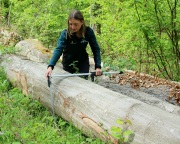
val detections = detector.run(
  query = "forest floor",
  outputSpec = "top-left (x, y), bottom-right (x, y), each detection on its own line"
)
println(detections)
top-left (95, 70), bottom-right (180, 115)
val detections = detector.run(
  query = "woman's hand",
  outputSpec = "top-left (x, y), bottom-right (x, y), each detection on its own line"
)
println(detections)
top-left (45, 67), bottom-right (53, 79)
top-left (95, 68), bottom-right (102, 76)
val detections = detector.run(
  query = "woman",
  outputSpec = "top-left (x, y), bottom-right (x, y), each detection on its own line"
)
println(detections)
top-left (46, 10), bottom-right (102, 79)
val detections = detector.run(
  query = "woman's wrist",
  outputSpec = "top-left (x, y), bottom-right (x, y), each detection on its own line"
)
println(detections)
top-left (47, 65), bottom-right (54, 70)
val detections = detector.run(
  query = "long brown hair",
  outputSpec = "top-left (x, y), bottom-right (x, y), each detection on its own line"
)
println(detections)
top-left (67, 10), bottom-right (86, 38)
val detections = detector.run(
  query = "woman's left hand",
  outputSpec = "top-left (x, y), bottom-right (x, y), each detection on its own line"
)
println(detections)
top-left (96, 68), bottom-right (102, 76)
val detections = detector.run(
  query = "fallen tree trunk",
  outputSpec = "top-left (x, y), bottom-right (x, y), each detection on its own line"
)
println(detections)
top-left (1, 54), bottom-right (180, 144)
top-left (1, 39), bottom-right (180, 144)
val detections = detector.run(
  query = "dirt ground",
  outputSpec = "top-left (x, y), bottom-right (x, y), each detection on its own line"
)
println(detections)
top-left (94, 70), bottom-right (180, 115)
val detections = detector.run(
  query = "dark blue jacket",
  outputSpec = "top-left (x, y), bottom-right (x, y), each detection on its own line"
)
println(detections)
top-left (48, 26), bottom-right (101, 70)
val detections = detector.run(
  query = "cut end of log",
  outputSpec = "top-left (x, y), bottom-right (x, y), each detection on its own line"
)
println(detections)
top-left (15, 39), bottom-right (52, 63)
top-left (24, 39), bottom-right (51, 54)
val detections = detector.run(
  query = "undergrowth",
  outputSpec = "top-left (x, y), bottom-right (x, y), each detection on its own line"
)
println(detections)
top-left (0, 67), bottom-right (104, 144)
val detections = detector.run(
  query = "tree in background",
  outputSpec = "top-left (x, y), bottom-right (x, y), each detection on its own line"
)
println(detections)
top-left (133, 0), bottom-right (179, 80)
top-left (0, 0), bottom-right (179, 81)
top-left (86, 0), bottom-right (180, 81)
top-left (0, 0), bottom-right (10, 26)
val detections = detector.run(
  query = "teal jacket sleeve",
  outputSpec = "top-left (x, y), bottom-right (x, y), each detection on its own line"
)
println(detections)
top-left (88, 28), bottom-right (101, 69)
top-left (48, 30), bottom-right (67, 69)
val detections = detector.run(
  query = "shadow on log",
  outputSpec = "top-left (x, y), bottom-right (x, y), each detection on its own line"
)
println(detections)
top-left (1, 39), bottom-right (180, 144)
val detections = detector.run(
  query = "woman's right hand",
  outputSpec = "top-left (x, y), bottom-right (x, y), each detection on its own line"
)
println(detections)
top-left (46, 66), bottom-right (53, 79)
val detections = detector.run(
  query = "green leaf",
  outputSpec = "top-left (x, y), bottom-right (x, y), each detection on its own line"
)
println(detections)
top-left (124, 137), bottom-right (129, 142)
top-left (86, 138), bottom-right (93, 142)
top-left (123, 130), bottom-right (133, 136)
top-left (111, 126), bottom-right (122, 133)
top-left (116, 119), bottom-right (124, 125)
top-left (12, 142), bottom-right (21, 144)
top-left (112, 133), bottom-right (122, 139)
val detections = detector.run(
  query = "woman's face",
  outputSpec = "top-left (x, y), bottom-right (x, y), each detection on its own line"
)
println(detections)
top-left (69, 18), bottom-right (83, 33)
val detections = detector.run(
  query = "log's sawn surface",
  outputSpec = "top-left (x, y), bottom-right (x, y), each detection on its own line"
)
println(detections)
top-left (1, 55), bottom-right (180, 144)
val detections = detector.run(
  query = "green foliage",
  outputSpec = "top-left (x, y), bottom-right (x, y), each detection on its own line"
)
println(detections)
top-left (69, 61), bottom-right (79, 73)
top-left (132, 0), bottom-right (180, 81)
top-left (110, 118), bottom-right (133, 144)
top-left (0, 67), bottom-right (104, 144)
top-left (0, 45), bottom-right (16, 55)
top-left (1, 0), bottom-right (179, 81)
top-left (0, 67), bottom-right (12, 93)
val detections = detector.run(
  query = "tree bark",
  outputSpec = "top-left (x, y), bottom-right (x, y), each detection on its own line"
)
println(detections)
top-left (1, 40), bottom-right (180, 144)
